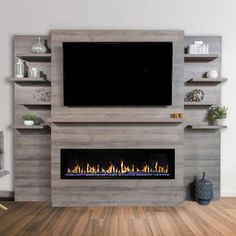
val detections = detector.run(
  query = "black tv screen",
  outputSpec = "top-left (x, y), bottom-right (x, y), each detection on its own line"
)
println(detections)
top-left (63, 42), bottom-right (173, 106)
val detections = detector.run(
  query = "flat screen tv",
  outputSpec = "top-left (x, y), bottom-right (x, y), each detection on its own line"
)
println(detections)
top-left (63, 42), bottom-right (173, 106)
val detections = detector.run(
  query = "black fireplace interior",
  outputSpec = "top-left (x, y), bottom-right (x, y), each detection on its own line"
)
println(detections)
top-left (61, 149), bottom-right (175, 179)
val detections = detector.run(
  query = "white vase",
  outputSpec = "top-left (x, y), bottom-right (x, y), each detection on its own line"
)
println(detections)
top-left (24, 120), bottom-right (34, 126)
top-left (206, 70), bottom-right (218, 79)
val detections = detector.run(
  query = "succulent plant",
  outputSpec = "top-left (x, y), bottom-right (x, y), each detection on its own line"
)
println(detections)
top-left (22, 114), bottom-right (36, 121)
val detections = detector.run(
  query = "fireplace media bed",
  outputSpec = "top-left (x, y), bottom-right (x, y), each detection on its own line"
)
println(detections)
top-left (61, 149), bottom-right (175, 179)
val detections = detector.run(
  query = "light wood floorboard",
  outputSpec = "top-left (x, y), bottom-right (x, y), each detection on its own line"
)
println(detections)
top-left (1, 198), bottom-right (236, 235)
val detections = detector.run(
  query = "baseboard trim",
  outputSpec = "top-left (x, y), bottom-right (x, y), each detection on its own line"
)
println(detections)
top-left (1, 191), bottom-right (234, 200)
top-left (221, 192), bottom-right (236, 197)
top-left (0, 191), bottom-right (14, 200)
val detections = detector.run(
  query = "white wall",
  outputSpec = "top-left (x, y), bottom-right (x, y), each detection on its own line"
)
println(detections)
top-left (0, 0), bottom-right (235, 196)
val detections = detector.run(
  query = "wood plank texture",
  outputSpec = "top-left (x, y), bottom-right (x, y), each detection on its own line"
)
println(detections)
top-left (10, 78), bottom-right (51, 83)
top-left (184, 36), bottom-right (222, 200)
top-left (1, 198), bottom-right (236, 235)
top-left (186, 78), bottom-right (227, 83)
top-left (50, 30), bottom-right (184, 206)
top-left (17, 53), bottom-right (51, 62)
top-left (50, 118), bottom-right (184, 123)
top-left (14, 125), bottom-right (49, 130)
top-left (14, 36), bottom-right (51, 201)
top-left (184, 54), bottom-right (219, 62)
top-left (13, 33), bottom-right (222, 206)
top-left (188, 125), bottom-right (227, 130)
top-left (14, 133), bottom-right (51, 201)
top-left (51, 30), bottom-right (184, 123)
top-left (51, 123), bottom-right (184, 206)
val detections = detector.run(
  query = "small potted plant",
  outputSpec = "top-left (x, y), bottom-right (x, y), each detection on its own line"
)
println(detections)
top-left (207, 105), bottom-right (228, 125)
top-left (22, 114), bottom-right (36, 126)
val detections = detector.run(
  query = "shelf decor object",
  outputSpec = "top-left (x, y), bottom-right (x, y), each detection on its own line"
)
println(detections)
top-left (188, 41), bottom-right (209, 54)
top-left (15, 58), bottom-right (24, 78)
top-left (206, 70), bottom-right (218, 79)
top-left (31, 37), bottom-right (47, 54)
top-left (185, 89), bottom-right (204, 102)
top-left (172, 113), bottom-right (184, 119)
top-left (195, 172), bottom-right (214, 205)
top-left (29, 68), bottom-right (40, 78)
top-left (207, 105), bottom-right (228, 125)
top-left (33, 88), bottom-right (51, 102)
top-left (22, 114), bottom-right (36, 126)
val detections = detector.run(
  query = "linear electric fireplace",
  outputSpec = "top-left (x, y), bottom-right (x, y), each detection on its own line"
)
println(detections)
top-left (61, 149), bottom-right (175, 179)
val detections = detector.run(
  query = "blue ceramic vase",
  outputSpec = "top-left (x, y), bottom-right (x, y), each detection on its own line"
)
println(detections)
top-left (195, 172), bottom-right (214, 205)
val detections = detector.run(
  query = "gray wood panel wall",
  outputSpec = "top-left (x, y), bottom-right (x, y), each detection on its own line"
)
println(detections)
top-left (51, 123), bottom-right (184, 206)
top-left (51, 30), bottom-right (184, 206)
top-left (51, 30), bottom-right (184, 122)
top-left (13, 32), bottom-right (223, 205)
top-left (184, 36), bottom-right (222, 200)
top-left (14, 36), bottom-right (51, 201)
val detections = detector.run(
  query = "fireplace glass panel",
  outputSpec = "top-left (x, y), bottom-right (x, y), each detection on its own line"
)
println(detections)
top-left (61, 149), bottom-right (175, 179)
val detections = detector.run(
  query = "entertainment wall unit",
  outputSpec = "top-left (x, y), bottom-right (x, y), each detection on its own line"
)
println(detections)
top-left (12, 31), bottom-right (225, 206)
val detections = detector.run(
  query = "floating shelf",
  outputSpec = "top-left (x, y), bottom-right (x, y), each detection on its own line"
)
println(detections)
top-left (184, 54), bottom-right (219, 62)
top-left (19, 102), bottom-right (51, 106)
top-left (184, 102), bottom-right (214, 106)
top-left (186, 78), bottom-right (227, 83)
top-left (48, 117), bottom-right (184, 123)
top-left (10, 77), bottom-right (51, 83)
top-left (14, 124), bottom-right (49, 130)
top-left (16, 53), bottom-right (51, 62)
top-left (157, 118), bottom-right (184, 123)
top-left (187, 125), bottom-right (227, 130)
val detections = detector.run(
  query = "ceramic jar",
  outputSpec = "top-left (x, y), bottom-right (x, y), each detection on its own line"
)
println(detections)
top-left (29, 68), bottom-right (40, 78)
top-left (195, 172), bottom-right (214, 205)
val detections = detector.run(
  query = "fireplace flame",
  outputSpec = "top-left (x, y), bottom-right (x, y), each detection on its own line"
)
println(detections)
top-left (67, 160), bottom-right (169, 175)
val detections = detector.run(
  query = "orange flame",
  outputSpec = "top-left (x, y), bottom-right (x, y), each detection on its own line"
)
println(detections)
top-left (67, 160), bottom-right (168, 174)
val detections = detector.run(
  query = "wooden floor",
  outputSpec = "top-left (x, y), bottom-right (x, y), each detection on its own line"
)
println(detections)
top-left (1, 198), bottom-right (236, 235)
